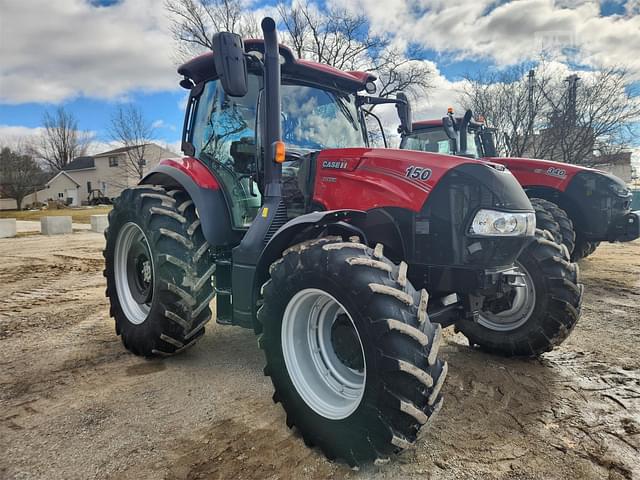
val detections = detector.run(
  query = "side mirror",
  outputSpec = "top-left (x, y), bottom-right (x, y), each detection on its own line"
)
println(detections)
top-left (396, 92), bottom-right (412, 134)
top-left (442, 116), bottom-right (457, 140)
top-left (480, 128), bottom-right (497, 157)
top-left (211, 32), bottom-right (248, 97)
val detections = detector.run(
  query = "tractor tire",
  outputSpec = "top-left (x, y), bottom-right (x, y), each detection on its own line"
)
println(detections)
top-left (104, 185), bottom-right (214, 357)
top-left (530, 198), bottom-right (576, 255)
top-left (572, 235), bottom-right (600, 262)
top-left (258, 237), bottom-right (446, 466)
top-left (457, 229), bottom-right (583, 357)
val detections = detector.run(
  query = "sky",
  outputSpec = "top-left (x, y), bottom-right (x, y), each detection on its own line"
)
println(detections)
top-left (1, 0), bottom-right (639, 163)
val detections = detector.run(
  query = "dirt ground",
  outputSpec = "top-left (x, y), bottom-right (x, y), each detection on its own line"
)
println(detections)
top-left (0, 206), bottom-right (112, 224)
top-left (1, 232), bottom-right (638, 480)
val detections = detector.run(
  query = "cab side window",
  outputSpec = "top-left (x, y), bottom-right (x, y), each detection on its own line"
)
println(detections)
top-left (191, 76), bottom-right (261, 228)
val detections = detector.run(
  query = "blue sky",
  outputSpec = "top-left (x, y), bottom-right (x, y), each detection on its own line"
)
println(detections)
top-left (1, 0), bottom-right (639, 155)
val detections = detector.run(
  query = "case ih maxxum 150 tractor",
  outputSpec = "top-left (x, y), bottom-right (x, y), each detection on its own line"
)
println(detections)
top-left (104, 19), bottom-right (582, 465)
top-left (401, 109), bottom-right (640, 261)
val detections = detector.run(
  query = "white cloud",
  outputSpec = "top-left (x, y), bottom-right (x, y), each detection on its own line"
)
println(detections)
top-left (341, 0), bottom-right (640, 79)
top-left (0, 0), bottom-right (178, 104)
top-left (151, 119), bottom-right (177, 131)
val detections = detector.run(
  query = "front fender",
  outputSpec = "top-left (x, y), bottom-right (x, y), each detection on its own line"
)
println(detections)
top-left (256, 209), bottom-right (367, 283)
top-left (141, 158), bottom-right (241, 247)
top-left (251, 210), bottom-right (366, 328)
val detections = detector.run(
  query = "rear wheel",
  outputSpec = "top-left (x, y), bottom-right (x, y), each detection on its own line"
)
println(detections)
top-left (104, 185), bottom-right (214, 356)
top-left (457, 229), bottom-right (583, 356)
top-left (258, 237), bottom-right (447, 465)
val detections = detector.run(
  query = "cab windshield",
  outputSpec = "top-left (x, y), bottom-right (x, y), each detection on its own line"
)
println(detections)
top-left (280, 83), bottom-right (366, 150)
top-left (402, 127), bottom-right (480, 158)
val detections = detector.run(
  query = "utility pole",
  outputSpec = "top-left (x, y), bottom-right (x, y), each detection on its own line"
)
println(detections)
top-left (527, 69), bottom-right (535, 135)
top-left (565, 74), bottom-right (579, 127)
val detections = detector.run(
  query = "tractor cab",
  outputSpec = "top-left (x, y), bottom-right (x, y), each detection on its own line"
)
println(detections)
top-left (400, 108), bottom-right (496, 159)
top-left (178, 40), bottom-right (414, 229)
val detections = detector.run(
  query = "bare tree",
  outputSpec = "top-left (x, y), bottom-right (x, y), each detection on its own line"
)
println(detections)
top-left (536, 68), bottom-right (640, 165)
top-left (460, 63), bottom-right (640, 164)
top-left (31, 107), bottom-right (92, 171)
top-left (167, 0), bottom-right (434, 101)
top-left (277, 2), bottom-right (433, 99)
top-left (373, 48), bottom-right (434, 100)
top-left (0, 145), bottom-right (47, 210)
top-left (109, 105), bottom-right (156, 182)
top-left (166, 0), bottom-right (260, 59)
top-left (460, 63), bottom-right (551, 157)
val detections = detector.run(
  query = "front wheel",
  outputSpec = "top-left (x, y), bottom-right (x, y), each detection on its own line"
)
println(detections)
top-left (457, 230), bottom-right (583, 356)
top-left (258, 237), bottom-right (447, 466)
top-left (572, 235), bottom-right (600, 261)
top-left (530, 197), bottom-right (576, 255)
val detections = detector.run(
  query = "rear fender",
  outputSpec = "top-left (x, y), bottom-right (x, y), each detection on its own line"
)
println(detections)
top-left (141, 158), bottom-right (241, 247)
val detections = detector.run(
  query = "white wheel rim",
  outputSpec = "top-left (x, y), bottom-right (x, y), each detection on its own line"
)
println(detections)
top-left (478, 261), bottom-right (536, 332)
top-left (114, 222), bottom-right (153, 325)
top-left (281, 288), bottom-right (366, 420)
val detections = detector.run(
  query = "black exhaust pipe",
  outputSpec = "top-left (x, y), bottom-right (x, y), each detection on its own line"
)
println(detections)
top-left (261, 17), bottom-right (282, 195)
top-left (231, 17), bottom-right (284, 326)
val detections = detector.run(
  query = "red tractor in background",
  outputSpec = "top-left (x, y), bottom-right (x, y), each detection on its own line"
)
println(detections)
top-left (103, 19), bottom-right (582, 465)
top-left (400, 110), bottom-right (640, 261)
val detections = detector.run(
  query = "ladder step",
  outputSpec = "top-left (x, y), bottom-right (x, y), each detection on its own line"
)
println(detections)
top-left (216, 259), bottom-right (232, 266)
top-left (215, 287), bottom-right (232, 296)
top-left (216, 315), bottom-right (233, 325)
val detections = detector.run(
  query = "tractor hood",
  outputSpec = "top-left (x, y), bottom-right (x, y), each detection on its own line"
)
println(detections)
top-left (313, 147), bottom-right (531, 213)
top-left (485, 156), bottom-right (628, 193)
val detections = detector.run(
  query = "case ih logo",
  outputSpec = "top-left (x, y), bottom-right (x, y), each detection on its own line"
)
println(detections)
top-left (322, 160), bottom-right (348, 169)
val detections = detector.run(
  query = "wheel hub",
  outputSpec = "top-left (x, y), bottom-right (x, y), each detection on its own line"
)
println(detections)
top-left (331, 314), bottom-right (364, 371)
top-left (114, 222), bottom-right (154, 325)
top-left (477, 262), bottom-right (536, 332)
top-left (281, 288), bottom-right (366, 420)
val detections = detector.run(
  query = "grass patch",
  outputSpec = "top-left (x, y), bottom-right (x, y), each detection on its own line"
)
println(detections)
top-left (0, 206), bottom-right (112, 224)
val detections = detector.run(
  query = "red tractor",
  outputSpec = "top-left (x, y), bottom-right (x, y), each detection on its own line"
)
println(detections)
top-left (401, 110), bottom-right (640, 261)
top-left (104, 19), bottom-right (582, 465)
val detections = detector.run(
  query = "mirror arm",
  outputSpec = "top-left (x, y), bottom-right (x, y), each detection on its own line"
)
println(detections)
top-left (357, 95), bottom-right (403, 107)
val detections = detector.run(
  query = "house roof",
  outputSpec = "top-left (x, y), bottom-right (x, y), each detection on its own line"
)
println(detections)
top-left (47, 170), bottom-right (80, 187)
top-left (64, 156), bottom-right (95, 171)
top-left (94, 144), bottom-right (151, 157)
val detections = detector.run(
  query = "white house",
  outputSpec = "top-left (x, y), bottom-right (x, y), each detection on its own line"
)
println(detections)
top-left (0, 143), bottom-right (178, 210)
top-left (61, 143), bottom-right (178, 202)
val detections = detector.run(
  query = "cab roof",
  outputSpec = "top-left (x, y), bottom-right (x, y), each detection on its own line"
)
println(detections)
top-left (412, 119), bottom-right (445, 129)
top-left (178, 39), bottom-right (376, 92)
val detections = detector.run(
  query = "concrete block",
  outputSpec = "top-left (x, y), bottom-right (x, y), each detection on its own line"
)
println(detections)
top-left (41, 216), bottom-right (72, 235)
top-left (0, 218), bottom-right (17, 238)
top-left (91, 214), bottom-right (109, 233)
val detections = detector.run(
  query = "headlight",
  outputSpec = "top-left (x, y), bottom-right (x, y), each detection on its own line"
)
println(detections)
top-left (609, 182), bottom-right (630, 198)
top-left (470, 209), bottom-right (535, 237)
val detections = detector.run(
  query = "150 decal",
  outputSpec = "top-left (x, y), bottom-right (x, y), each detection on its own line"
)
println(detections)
top-left (405, 165), bottom-right (432, 181)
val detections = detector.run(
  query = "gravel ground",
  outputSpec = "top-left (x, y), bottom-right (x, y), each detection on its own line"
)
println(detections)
top-left (0, 232), bottom-right (638, 480)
